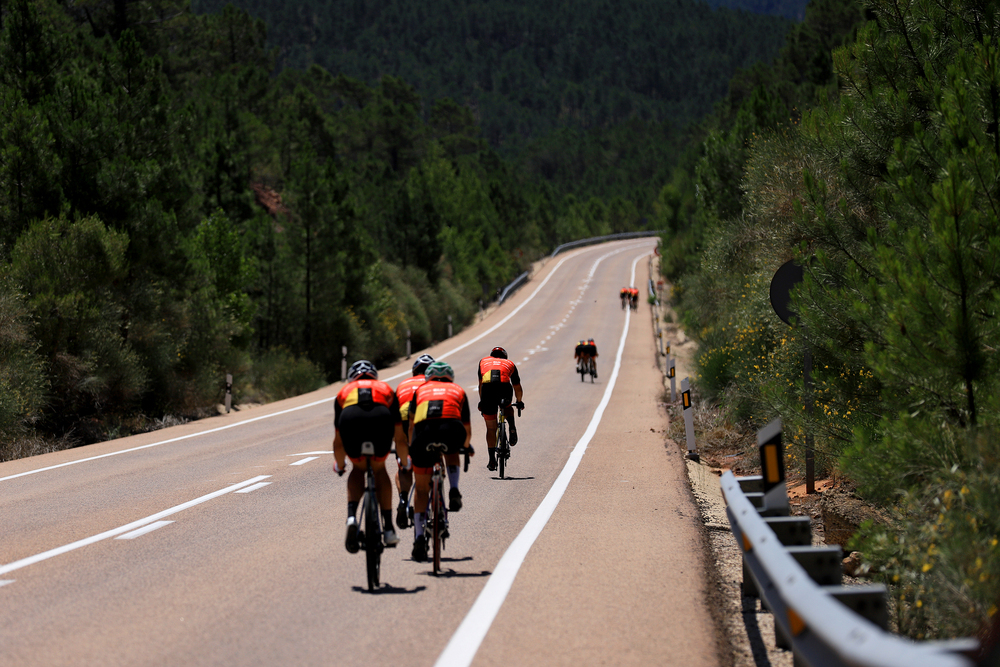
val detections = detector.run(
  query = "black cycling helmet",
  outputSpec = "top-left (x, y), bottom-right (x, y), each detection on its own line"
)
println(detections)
top-left (347, 359), bottom-right (378, 381)
top-left (490, 346), bottom-right (508, 359)
top-left (412, 353), bottom-right (435, 376)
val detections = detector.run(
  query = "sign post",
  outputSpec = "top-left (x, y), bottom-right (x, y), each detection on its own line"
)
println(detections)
top-left (769, 259), bottom-right (815, 494)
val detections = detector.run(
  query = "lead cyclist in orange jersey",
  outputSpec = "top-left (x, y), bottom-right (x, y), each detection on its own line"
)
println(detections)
top-left (407, 361), bottom-right (473, 562)
top-left (393, 353), bottom-right (434, 528)
top-left (477, 346), bottom-right (524, 471)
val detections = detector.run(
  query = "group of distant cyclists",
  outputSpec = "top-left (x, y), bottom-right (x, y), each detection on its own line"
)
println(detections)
top-left (332, 346), bottom-right (524, 563)
top-left (620, 286), bottom-right (639, 310)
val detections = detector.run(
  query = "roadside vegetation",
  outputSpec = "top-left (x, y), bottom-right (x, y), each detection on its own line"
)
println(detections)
top-left (666, 0), bottom-right (1000, 641)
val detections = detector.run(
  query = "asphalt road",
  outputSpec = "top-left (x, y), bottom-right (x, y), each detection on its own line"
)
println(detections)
top-left (0, 239), bottom-right (723, 667)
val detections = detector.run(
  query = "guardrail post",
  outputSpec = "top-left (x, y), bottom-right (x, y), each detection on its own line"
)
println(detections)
top-left (668, 351), bottom-right (676, 402)
top-left (757, 418), bottom-right (789, 517)
top-left (225, 373), bottom-right (232, 414)
top-left (341, 346), bottom-right (347, 380)
top-left (681, 377), bottom-right (698, 461)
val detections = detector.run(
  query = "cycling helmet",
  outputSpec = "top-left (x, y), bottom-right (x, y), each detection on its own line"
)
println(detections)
top-left (347, 359), bottom-right (378, 381)
top-left (424, 361), bottom-right (455, 382)
top-left (490, 346), bottom-right (508, 359)
top-left (412, 354), bottom-right (435, 376)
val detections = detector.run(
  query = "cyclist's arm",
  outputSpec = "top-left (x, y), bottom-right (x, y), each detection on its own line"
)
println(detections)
top-left (513, 383), bottom-right (523, 403)
top-left (393, 423), bottom-right (408, 464)
top-left (332, 431), bottom-right (347, 473)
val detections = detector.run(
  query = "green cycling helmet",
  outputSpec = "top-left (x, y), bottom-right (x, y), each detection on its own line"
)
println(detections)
top-left (424, 361), bottom-right (455, 382)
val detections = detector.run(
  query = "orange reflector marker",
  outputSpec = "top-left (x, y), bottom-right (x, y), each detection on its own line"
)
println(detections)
top-left (787, 607), bottom-right (806, 636)
top-left (682, 390), bottom-right (691, 409)
top-left (764, 443), bottom-right (780, 484)
top-left (742, 533), bottom-right (752, 552)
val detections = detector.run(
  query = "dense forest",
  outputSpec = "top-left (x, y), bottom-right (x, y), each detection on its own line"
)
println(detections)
top-left (192, 0), bottom-right (794, 209)
top-left (670, 0), bottom-right (1000, 643)
top-left (0, 0), bottom-right (794, 457)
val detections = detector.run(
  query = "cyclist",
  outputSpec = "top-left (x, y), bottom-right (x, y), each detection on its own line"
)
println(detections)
top-left (620, 287), bottom-right (629, 309)
top-left (392, 353), bottom-right (434, 529)
top-left (406, 361), bottom-right (473, 562)
top-left (574, 338), bottom-right (598, 377)
top-left (477, 346), bottom-right (524, 471)
top-left (332, 360), bottom-right (406, 553)
top-left (629, 286), bottom-right (639, 310)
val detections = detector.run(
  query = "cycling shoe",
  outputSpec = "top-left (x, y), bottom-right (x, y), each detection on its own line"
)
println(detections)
top-left (345, 516), bottom-right (359, 554)
top-left (449, 488), bottom-right (463, 512)
top-left (412, 534), bottom-right (428, 562)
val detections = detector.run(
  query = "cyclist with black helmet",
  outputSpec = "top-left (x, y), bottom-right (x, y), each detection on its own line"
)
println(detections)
top-left (392, 353), bottom-right (435, 528)
top-left (332, 360), bottom-right (406, 552)
top-left (406, 361), bottom-right (473, 562)
top-left (477, 346), bottom-right (524, 471)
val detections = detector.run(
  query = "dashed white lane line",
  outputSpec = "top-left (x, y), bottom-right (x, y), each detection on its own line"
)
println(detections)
top-left (434, 249), bottom-right (650, 667)
top-left (290, 457), bottom-right (318, 466)
top-left (116, 521), bottom-right (174, 540)
top-left (235, 482), bottom-right (272, 494)
top-left (0, 475), bottom-right (271, 577)
top-left (0, 581), bottom-right (13, 588)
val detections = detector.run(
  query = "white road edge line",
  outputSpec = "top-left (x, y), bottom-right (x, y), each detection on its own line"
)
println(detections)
top-left (0, 240), bottom-right (653, 485)
top-left (0, 475), bottom-right (271, 577)
top-left (434, 251), bottom-right (650, 667)
top-left (116, 521), bottom-right (174, 540)
top-left (290, 457), bottom-right (319, 466)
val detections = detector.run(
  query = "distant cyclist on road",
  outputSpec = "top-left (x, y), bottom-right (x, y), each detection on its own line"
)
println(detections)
top-left (477, 346), bottom-right (524, 471)
top-left (392, 353), bottom-right (434, 529)
top-left (620, 287), bottom-right (629, 309)
top-left (332, 360), bottom-right (406, 553)
top-left (629, 286), bottom-right (639, 311)
top-left (407, 361), bottom-right (473, 562)
top-left (575, 338), bottom-right (598, 378)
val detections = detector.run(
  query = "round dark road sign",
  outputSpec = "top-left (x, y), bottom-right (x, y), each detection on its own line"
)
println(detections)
top-left (770, 259), bottom-right (804, 325)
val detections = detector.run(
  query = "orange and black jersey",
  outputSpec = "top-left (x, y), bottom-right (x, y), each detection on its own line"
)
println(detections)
top-left (395, 374), bottom-right (426, 422)
top-left (478, 356), bottom-right (521, 387)
top-left (408, 380), bottom-right (471, 425)
top-left (334, 378), bottom-right (401, 426)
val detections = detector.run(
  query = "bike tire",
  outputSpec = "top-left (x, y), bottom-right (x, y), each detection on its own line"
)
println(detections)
top-left (364, 489), bottom-right (381, 591)
top-left (431, 476), bottom-right (442, 575)
top-left (498, 423), bottom-right (507, 479)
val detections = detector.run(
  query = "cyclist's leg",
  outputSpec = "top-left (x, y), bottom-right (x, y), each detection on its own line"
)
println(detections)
top-left (368, 457), bottom-right (398, 545)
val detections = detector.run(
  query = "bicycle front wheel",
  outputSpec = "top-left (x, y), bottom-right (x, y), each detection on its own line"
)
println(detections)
top-left (364, 490), bottom-right (381, 591)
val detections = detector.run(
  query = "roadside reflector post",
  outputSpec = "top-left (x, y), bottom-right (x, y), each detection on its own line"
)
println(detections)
top-left (406, 329), bottom-right (411, 359)
top-left (448, 315), bottom-right (453, 338)
top-left (341, 346), bottom-right (348, 380)
top-left (758, 418), bottom-right (789, 516)
top-left (668, 356), bottom-right (676, 402)
top-left (681, 377), bottom-right (698, 461)
top-left (225, 373), bottom-right (232, 414)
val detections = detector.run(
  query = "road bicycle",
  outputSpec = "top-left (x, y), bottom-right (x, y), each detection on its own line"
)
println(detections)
top-left (494, 398), bottom-right (523, 479)
top-left (426, 444), bottom-right (472, 575)
top-left (577, 356), bottom-right (596, 383)
top-left (356, 441), bottom-right (386, 592)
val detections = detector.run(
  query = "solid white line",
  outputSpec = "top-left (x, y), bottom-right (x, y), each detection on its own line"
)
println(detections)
top-left (116, 521), bottom-right (174, 540)
top-left (0, 475), bottom-right (270, 576)
top-left (292, 452), bottom-right (331, 456)
top-left (434, 251), bottom-right (649, 667)
top-left (1, 240), bottom-right (653, 485)
top-left (0, 580), bottom-right (14, 587)
top-left (235, 482), bottom-right (272, 494)
top-left (290, 457), bottom-right (318, 466)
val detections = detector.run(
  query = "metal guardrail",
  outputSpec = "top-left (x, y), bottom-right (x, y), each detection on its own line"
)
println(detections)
top-left (722, 418), bottom-right (979, 667)
top-left (549, 230), bottom-right (664, 258)
top-left (495, 230), bottom-right (665, 305)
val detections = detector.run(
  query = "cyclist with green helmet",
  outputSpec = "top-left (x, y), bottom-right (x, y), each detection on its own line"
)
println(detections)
top-left (406, 361), bottom-right (473, 562)
top-left (392, 353), bottom-right (435, 528)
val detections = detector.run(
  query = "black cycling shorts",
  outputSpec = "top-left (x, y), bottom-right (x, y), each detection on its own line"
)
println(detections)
top-left (336, 404), bottom-right (395, 459)
top-left (478, 382), bottom-right (514, 417)
top-left (410, 420), bottom-right (467, 470)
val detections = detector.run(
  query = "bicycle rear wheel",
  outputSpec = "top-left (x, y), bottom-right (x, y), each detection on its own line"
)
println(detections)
top-left (498, 422), bottom-right (507, 479)
top-left (364, 489), bottom-right (381, 591)
top-left (431, 475), bottom-right (442, 575)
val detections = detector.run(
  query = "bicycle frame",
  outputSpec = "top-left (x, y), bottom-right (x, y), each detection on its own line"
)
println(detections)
top-left (426, 445), bottom-right (471, 575)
